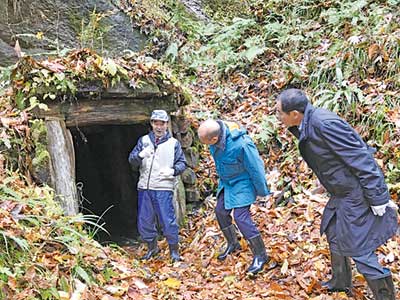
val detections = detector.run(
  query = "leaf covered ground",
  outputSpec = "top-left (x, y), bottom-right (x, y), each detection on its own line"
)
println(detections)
top-left (122, 171), bottom-right (400, 300)
top-left (1, 0), bottom-right (400, 299)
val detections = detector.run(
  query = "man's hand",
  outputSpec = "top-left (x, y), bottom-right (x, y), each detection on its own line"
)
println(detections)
top-left (388, 200), bottom-right (399, 210)
top-left (139, 146), bottom-right (153, 159)
top-left (160, 168), bottom-right (175, 178)
top-left (371, 200), bottom-right (398, 216)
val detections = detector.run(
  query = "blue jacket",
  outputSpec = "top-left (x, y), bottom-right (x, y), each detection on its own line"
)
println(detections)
top-left (290, 103), bottom-right (397, 256)
top-left (210, 122), bottom-right (270, 209)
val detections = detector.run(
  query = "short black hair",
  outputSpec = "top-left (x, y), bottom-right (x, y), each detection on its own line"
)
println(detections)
top-left (277, 89), bottom-right (309, 113)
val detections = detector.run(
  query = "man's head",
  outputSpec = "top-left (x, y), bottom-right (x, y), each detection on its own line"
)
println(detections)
top-left (276, 88), bottom-right (309, 127)
top-left (150, 110), bottom-right (169, 138)
top-left (198, 119), bottom-right (221, 145)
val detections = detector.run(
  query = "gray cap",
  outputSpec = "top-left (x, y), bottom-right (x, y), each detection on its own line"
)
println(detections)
top-left (150, 110), bottom-right (169, 122)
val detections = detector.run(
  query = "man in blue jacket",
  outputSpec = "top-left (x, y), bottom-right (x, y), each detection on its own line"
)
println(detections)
top-left (129, 110), bottom-right (186, 262)
top-left (276, 88), bottom-right (398, 299)
top-left (198, 119), bottom-right (276, 274)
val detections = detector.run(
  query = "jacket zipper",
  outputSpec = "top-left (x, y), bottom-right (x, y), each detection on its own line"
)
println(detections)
top-left (146, 147), bottom-right (156, 189)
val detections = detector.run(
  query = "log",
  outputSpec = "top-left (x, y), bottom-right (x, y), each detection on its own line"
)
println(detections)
top-left (173, 177), bottom-right (186, 225)
top-left (46, 119), bottom-right (78, 215)
top-left (35, 96), bottom-right (178, 127)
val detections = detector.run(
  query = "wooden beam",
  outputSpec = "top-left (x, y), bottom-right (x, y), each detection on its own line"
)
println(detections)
top-left (46, 119), bottom-right (79, 215)
top-left (34, 96), bottom-right (178, 127)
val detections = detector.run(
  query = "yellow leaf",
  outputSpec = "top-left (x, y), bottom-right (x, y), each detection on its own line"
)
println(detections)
top-left (58, 291), bottom-right (69, 300)
top-left (223, 275), bottom-right (236, 283)
top-left (354, 273), bottom-right (366, 282)
top-left (162, 277), bottom-right (181, 289)
top-left (313, 259), bottom-right (325, 271)
top-left (280, 259), bottom-right (289, 275)
top-left (104, 284), bottom-right (127, 296)
top-left (36, 31), bottom-right (44, 40)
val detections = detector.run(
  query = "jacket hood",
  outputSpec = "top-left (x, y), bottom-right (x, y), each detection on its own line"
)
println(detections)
top-left (225, 121), bottom-right (246, 140)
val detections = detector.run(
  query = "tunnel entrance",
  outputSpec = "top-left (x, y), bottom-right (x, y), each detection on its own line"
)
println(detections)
top-left (70, 123), bottom-right (149, 244)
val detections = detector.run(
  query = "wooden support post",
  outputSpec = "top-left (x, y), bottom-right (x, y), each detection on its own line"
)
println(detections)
top-left (45, 119), bottom-right (79, 215)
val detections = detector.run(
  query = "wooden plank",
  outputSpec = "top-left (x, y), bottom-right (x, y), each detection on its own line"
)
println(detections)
top-left (35, 96), bottom-right (178, 127)
top-left (46, 119), bottom-right (79, 215)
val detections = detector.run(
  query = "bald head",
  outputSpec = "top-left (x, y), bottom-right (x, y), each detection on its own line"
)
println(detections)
top-left (198, 119), bottom-right (221, 145)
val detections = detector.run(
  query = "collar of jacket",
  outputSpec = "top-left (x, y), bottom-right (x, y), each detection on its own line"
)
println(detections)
top-left (299, 102), bottom-right (316, 142)
top-left (149, 131), bottom-right (171, 145)
top-left (214, 120), bottom-right (245, 151)
top-left (288, 103), bottom-right (315, 142)
top-left (215, 120), bottom-right (227, 150)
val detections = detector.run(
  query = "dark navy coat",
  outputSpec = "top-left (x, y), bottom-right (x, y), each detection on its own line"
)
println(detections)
top-left (290, 103), bottom-right (397, 256)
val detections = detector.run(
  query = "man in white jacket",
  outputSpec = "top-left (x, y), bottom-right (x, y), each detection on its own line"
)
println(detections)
top-left (129, 110), bottom-right (186, 262)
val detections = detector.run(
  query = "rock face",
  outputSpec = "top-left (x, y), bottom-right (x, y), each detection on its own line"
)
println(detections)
top-left (180, 0), bottom-right (209, 21)
top-left (0, 0), bottom-right (147, 66)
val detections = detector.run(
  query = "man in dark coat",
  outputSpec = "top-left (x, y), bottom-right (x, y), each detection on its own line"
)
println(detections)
top-left (275, 89), bottom-right (398, 299)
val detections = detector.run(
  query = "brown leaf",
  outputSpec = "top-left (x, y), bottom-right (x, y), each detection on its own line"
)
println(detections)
top-left (368, 44), bottom-right (380, 60)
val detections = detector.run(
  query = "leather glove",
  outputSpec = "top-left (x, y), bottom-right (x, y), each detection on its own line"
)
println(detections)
top-left (371, 200), bottom-right (398, 216)
top-left (139, 146), bottom-right (153, 159)
top-left (159, 168), bottom-right (175, 178)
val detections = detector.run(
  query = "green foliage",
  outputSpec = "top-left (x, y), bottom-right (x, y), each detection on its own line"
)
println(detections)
top-left (12, 67), bottom-right (76, 110)
top-left (151, 0), bottom-right (400, 191)
top-left (254, 115), bottom-right (282, 150)
top-left (0, 173), bottom-right (114, 298)
top-left (204, 0), bottom-right (251, 22)
top-left (0, 66), bottom-right (13, 96)
top-left (187, 18), bottom-right (264, 74)
top-left (30, 119), bottom-right (50, 169)
top-left (78, 9), bottom-right (111, 51)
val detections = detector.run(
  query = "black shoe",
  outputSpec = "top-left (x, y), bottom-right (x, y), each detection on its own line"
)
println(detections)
top-left (246, 235), bottom-right (277, 274)
top-left (218, 225), bottom-right (241, 261)
top-left (169, 244), bottom-right (182, 262)
top-left (321, 252), bottom-right (352, 295)
top-left (141, 239), bottom-right (159, 260)
top-left (365, 271), bottom-right (396, 300)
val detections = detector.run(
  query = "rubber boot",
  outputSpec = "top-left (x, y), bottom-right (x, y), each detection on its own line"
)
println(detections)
top-left (321, 252), bottom-right (352, 295)
top-left (365, 271), bottom-right (396, 300)
top-left (169, 244), bottom-right (182, 262)
top-left (141, 239), bottom-right (159, 260)
top-left (247, 235), bottom-right (275, 274)
top-left (217, 225), bottom-right (241, 261)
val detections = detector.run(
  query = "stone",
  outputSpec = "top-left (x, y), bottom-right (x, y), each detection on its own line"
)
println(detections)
top-left (178, 130), bottom-right (194, 149)
top-left (0, 0), bottom-right (147, 66)
top-left (185, 187), bottom-right (200, 203)
top-left (184, 147), bottom-right (199, 168)
top-left (181, 168), bottom-right (196, 185)
top-left (172, 116), bottom-right (191, 134)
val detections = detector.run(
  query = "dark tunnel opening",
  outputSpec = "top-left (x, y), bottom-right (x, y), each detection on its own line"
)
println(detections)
top-left (70, 123), bottom-right (149, 244)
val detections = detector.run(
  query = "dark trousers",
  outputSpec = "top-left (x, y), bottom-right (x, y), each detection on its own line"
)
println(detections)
top-left (137, 189), bottom-right (179, 245)
top-left (215, 191), bottom-right (260, 239)
top-left (325, 214), bottom-right (389, 279)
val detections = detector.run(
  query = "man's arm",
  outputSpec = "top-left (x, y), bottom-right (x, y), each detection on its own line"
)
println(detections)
top-left (242, 137), bottom-right (270, 197)
top-left (319, 119), bottom-right (389, 206)
top-left (173, 141), bottom-right (187, 176)
top-left (128, 137), bottom-right (144, 170)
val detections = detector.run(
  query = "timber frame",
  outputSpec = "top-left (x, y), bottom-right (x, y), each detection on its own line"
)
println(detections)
top-left (34, 81), bottom-right (184, 218)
